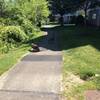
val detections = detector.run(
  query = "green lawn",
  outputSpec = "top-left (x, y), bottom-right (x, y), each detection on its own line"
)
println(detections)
top-left (59, 26), bottom-right (100, 100)
top-left (0, 44), bottom-right (30, 75)
top-left (0, 32), bottom-right (42, 76)
top-left (0, 25), bottom-right (100, 100)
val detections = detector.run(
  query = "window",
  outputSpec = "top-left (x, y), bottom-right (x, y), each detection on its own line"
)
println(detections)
top-left (92, 14), bottom-right (96, 19)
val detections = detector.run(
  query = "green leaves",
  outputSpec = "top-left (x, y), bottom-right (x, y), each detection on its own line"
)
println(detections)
top-left (0, 26), bottom-right (28, 43)
top-left (0, 0), bottom-right (50, 52)
top-left (7, 0), bottom-right (50, 26)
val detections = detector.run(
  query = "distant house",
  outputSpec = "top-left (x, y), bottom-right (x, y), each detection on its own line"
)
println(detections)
top-left (63, 13), bottom-right (75, 24)
top-left (53, 14), bottom-right (61, 22)
top-left (53, 10), bottom-right (85, 24)
top-left (88, 7), bottom-right (100, 27)
top-left (53, 13), bottom-right (74, 24)
top-left (62, 10), bottom-right (85, 24)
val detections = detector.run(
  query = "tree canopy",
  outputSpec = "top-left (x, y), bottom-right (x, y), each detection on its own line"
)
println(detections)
top-left (49, 0), bottom-right (100, 15)
top-left (0, 0), bottom-right (50, 52)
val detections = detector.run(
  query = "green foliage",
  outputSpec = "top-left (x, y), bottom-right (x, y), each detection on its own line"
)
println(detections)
top-left (0, 0), bottom-right (6, 17)
top-left (7, 6), bottom-right (25, 20)
top-left (80, 70), bottom-right (95, 80)
top-left (0, 39), bottom-right (3, 48)
top-left (7, 0), bottom-right (50, 26)
top-left (70, 16), bottom-right (77, 24)
top-left (76, 15), bottom-right (85, 25)
top-left (94, 76), bottom-right (100, 90)
top-left (0, 0), bottom-right (50, 53)
top-left (0, 25), bottom-right (4, 30)
top-left (0, 17), bottom-right (36, 36)
top-left (59, 26), bottom-right (100, 99)
top-left (0, 0), bottom-right (50, 26)
top-left (20, 18), bottom-right (34, 35)
top-left (49, 0), bottom-right (83, 15)
top-left (0, 26), bottom-right (28, 44)
top-left (0, 18), bottom-right (18, 25)
top-left (0, 44), bottom-right (30, 75)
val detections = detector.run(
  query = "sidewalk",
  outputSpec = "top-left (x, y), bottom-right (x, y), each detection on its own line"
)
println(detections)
top-left (0, 26), bottom-right (62, 100)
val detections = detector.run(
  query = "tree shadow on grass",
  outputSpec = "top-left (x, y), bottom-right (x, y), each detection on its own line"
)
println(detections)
top-left (58, 26), bottom-right (100, 51)
top-left (27, 25), bottom-right (61, 51)
top-left (27, 25), bottom-right (100, 51)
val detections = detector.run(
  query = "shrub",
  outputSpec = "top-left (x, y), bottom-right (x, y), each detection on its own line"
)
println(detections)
top-left (0, 0), bottom-right (7, 17)
top-left (94, 76), bottom-right (100, 90)
top-left (0, 40), bottom-right (3, 48)
top-left (80, 70), bottom-right (95, 80)
top-left (0, 17), bottom-right (35, 35)
top-left (76, 15), bottom-right (85, 25)
top-left (8, 16), bottom-right (36, 35)
top-left (0, 18), bottom-right (18, 26)
top-left (70, 16), bottom-right (76, 24)
top-left (0, 26), bottom-right (28, 44)
top-left (20, 18), bottom-right (34, 35)
top-left (0, 18), bottom-right (5, 25)
top-left (0, 25), bottom-right (4, 30)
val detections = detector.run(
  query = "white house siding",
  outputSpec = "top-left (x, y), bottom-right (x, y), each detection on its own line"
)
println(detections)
top-left (63, 14), bottom-right (72, 24)
top-left (88, 7), bottom-right (100, 27)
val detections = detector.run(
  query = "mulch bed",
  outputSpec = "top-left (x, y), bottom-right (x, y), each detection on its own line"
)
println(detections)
top-left (85, 90), bottom-right (100, 100)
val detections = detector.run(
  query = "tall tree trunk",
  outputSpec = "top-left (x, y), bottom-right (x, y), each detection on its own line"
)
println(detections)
top-left (59, 15), bottom-right (64, 26)
top-left (84, 9), bottom-right (88, 25)
top-left (84, 0), bottom-right (90, 26)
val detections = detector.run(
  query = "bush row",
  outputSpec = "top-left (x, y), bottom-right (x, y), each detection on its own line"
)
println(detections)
top-left (0, 0), bottom-right (50, 53)
top-left (0, 17), bottom-right (40, 53)
top-left (0, 25), bottom-right (29, 53)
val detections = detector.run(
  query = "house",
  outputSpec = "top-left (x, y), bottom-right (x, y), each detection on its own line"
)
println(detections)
top-left (54, 14), bottom-right (61, 22)
top-left (62, 9), bottom-right (85, 24)
top-left (53, 10), bottom-right (85, 24)
top-left (88, 7), bottom-right (100, 27)
top-left (53, 13), bottom-right (74, 24)
top-left (63, 13), bottom-right (75, 24)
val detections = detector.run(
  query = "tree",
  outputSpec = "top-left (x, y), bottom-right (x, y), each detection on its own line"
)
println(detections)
top-left (79, 0), bottom-right (100, 24)
top-left (0, 0), bottom-right (6, 17)
top-left (49, 0), bottom-right (100, 25)
top-left (27, 0), bottom-right (50, 26)
top-left (48, 0), bottom-right (85, 25)
top-left (5, 0), bottom-right (50, 26)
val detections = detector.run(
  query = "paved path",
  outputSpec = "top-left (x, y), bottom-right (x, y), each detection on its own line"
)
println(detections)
top-left (0, 26), bottom-right (62, 100)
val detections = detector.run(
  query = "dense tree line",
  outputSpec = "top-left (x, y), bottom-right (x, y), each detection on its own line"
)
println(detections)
top-left (48, 0), bottom-right (100, 24)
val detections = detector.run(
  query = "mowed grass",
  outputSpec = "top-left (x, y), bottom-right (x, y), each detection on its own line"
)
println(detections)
top-left (59, 26), bottom-right (100, 100)
top-left (0, 32), bottom-right (43, 76)
top-left (0, 44), bottom-right (30, 75)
